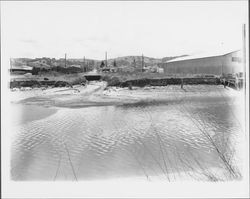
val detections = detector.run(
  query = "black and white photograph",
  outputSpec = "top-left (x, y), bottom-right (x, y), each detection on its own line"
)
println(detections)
top-left (1, 1), bottom-right (249, 198)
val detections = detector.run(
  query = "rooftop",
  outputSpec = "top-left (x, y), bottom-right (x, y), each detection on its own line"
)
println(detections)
top-left (166, 49), bottom-right (241, 63)
top-left (11, 65), bottom-right (33, 70)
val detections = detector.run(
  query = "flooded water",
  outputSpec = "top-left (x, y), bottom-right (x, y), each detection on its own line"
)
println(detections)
top-left (10, 85), bottom-right (244, 181)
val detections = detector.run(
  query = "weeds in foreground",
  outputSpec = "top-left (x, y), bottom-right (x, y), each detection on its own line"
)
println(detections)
top-left (172, 87), bottom-right (242, 180)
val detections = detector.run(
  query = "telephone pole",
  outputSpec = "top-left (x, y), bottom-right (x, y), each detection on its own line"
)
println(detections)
top-left (142, 54), bottom-right (144, 73)
top-left (242, 24), bottom-right (246, 89)
top-left (84, 56), bottom-right (86, 70)
top-left (242, 23), bottom-right (246, 135)
top-left (105, 51), bottom-right (108, 68)
top-left (65, 53), bottom-right (67, 68)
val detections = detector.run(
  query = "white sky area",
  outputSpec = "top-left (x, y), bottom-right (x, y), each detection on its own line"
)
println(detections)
top-left (1, 1), bottom-right (248, 60)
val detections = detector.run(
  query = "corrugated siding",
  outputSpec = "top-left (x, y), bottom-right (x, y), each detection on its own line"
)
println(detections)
top-left (163, 51), bottom-right (243, 75)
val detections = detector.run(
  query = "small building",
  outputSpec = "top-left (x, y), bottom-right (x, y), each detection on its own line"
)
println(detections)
top-left (69, 65), bottom-right (81, 68)
top-left (143, 65), bottom-right (164, 73)
top-left (110, 67), bottom-right (117, 73)
top-left (29, 59), bottom-right (51, 70)
top-left (117, 66), bottom-right (135, 73)
top-left (162, 50), bottom-right (243, 77)
top-left (10, 66), bottom-right (33, 75)
top-left (158, 67), bottom-right (164, 73)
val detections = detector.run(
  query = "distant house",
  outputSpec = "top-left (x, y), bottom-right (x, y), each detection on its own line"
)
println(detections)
top-left (110, 67), bottom-right (118, 73)
top-left (29, 60), bottom-right (51, 70)
top-left (117, 66), bottom-right (135, 73)
top-left (51, 60), bottom-right (60, 67)
top-left (67, 65), bottom-right (83, 73)
top-left (101, 67), bottom-right (111, 73)
top-left (100, 65), bottom-right (118, 73)
top-left (158, 67), bottom-right (164, 73)
top-left (145, 65), bottom-right (166, 73)
top-left (69, 65), bottom-right (81, 68)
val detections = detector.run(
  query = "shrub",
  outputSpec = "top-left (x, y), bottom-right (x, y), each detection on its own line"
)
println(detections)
top-left (54, 81), bottom-right (72, 87)
top-left (107, 76), bottom-right (121, 86)
top-left (70, 76), bottom-right (87, 85)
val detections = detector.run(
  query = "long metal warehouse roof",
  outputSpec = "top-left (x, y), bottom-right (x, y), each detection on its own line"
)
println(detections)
top-left (166, 49), bottom-right (241, 63)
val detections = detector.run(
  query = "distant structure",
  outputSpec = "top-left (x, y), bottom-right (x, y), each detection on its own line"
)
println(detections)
top-left (162, 50), bottom-right (243, 77)
top-left (133, 58), bottom-right (136, 68)
top-left (10, 65), bottom-right (33, 75)
top-left (142, 54), bottom-right (144, 72)
top-left (105, 52), bottom-right (108, 67)
top-left (113, 59), bottom-right (117, 67)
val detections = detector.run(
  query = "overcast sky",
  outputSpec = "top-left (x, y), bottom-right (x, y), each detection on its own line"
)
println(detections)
top-left (1, 1), bottom-right (248, 60)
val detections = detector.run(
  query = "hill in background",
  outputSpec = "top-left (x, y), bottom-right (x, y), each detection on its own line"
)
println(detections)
top-left (10, 55), bottom-right (187, 69)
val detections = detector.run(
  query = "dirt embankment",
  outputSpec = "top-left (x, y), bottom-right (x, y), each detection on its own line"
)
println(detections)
top-left (103, 75), bottom-right (221, 87)
top-left (10, 75), bottom-right (87, 89)
top-left (10, 73), bottom-right (227, 89)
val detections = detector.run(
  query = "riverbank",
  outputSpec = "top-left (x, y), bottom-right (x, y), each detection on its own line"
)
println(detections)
top-left (10, 73), bottom-right (87, 89)
top-left (10, 83), bottom-right (244, 181)
top-left (10, 72), bottom-right (222, 88)
top-left (102, 75), bottom-right (221, 87)
top-left (10, 81), bottom-right (242, 110)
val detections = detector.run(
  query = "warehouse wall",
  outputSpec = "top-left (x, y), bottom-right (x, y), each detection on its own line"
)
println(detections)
top-left (222, 51), bottom-right (243, 74)
top-left (163, 51), bottom-right (243, 76)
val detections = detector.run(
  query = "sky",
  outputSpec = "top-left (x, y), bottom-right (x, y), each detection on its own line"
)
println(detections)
top-left (1, 1), bottom-right (248, 60)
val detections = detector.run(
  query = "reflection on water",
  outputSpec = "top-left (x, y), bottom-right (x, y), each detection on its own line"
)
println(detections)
top-left (11, 86), bottom-right (243, 181)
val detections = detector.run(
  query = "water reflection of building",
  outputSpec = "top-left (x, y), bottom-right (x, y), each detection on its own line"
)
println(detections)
top-left (162, 50), bottom-right (243, 77)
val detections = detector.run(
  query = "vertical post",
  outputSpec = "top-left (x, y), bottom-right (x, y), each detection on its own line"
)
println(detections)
top-left (242, 23), bottom-right (246, 134)
top-left (164, 59), bottom-right (167, 75)
top-left (105, 51), bottom-right (108, 68)
top-left (83, 56), bottom-right (85, 71)
top-left (181, 78), bottom-right (184, 89)
top-left (242, 24), bottom-right (246, 91)
top-left (221, 54), bottom-right (223, 77)
top-left (221, 63), bottom-right (223, 76)
top-left (65, 53), bottom-right (67, 68)
top-left (142, 54), bottom-right (144, 73)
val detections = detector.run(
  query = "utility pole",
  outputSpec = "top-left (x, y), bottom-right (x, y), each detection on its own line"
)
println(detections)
top-left (83, 56), bottom-right (85, 71)
top-left (105, 51), bottom-right (108, 68)
top-left (242, 23), bottom-right (247, 135)
top-left (142, 54), bottom-right (144, 73)
top-left (82, 56), bottom-right (83, 71)
top-left (65, 53), bottom-right (67, 68)
top-left (221, 42), bottom-right (224, 77)
top-left (242, 24), bottom-right (246, 89)
top-left (221, 63), bottom-right (223, 76)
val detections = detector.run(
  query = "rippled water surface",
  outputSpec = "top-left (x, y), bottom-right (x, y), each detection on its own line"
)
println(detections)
top-left (11, 86), bottom-right (243, 181)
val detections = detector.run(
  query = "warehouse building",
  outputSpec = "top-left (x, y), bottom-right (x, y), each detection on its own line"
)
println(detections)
top-left (162, 50), bottom-right (243, 77)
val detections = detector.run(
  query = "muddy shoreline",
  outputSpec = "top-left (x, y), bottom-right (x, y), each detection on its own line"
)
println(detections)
top-left (10, 82), bottom-right (240, 110)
